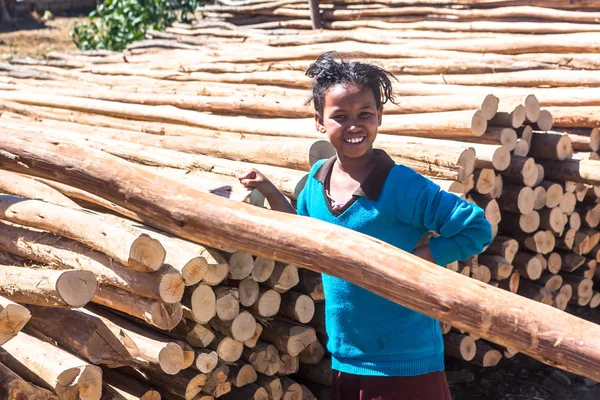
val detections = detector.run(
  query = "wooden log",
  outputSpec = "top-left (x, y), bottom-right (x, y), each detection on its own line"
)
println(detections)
top-left (207, 332), bottom-right (243, 363)
top-left (532, 186), bottom-right (547, 211)
top-left (298, 339), bottom-right (325, 365)
top-left (295, 269), bottom-right (324, 302)
top-left (25, 305), bottom-right (138, 370)
top-left (500, 156), bottom-right (538, 187)
top-left (539, 207), bottom-right (567, 234)
top-left (589, 292), bottom-right (600, 309)
top-left (465, 127), bottom-right (517, 150)
top-left (0, 195), bottom-right (165, 273)
top-left (513, 252), bottom-right (543, 280)
top-left (468, 195), bottom-right (502, 225)
top-left (0, 169), bottom-right (80, 208)
top-left (561, 274), bottom-right (594, 300)
top-left (444, 332), bottom-right (477, 361)
top-left (214, 287), bottom-right (240, 322)
top-left (256, 375), bottom-right (283, 400)
top-left (221, 384), bottom-right (267, 400)
top-left (540, 181), bottom-right (564, 208)
top-left (244, 321), bottom-right (263, 349)
top-left (529, 132), bottom-right (573, 161)
top-left (279, 291), bottom-right (315, 324)
top-left (265, 262), bottom-right (300, 293)
top-left (473, 169), bottom-right (496, 195)
top-left (209, 310), bottom-right (256, 342)
top-left (581, 203), bottom-right (600, 229)
top-left (201, 363), bottom-right (231, 397)
top-left (518, 280), bottom-right (553, 305)
top-left (93, 285), bottom-right (182, 330)
top-left (228, 362), bottom-right (257, 388)
top-left (560, 192), bottom-right (577, 216)
top-left (101, 367), bottom-right (161, 400)
top-left (484, 236), bottom-right (519, 263)
top-left (296, 358), bottom-right (331, 387)
top-left (182, 283), bottom-right (216, 324)
top-left (252, 257), bottom-right (276, 282)
top-left (547, 252), bottom-right (563, 275)
top-left (498, 272), bottom-right (520, 294)
top-left (4, 132), bottom-right (600, 380)
top-left (235, 277), bottom-right (260, 307)
top-left (192, 349), bottom-right (219, 374)
top-left (537, 158), bottom-right (600, 186)
top-left (243, 342), bottom-right (281, 376)
top-left (512, 230), bottom-right (556, 255)
top-left (472, 341), bottom-right (503, 367)
top-left (0, 332), bottom-right (103, 400)
top-left (279, 377), bottom-right (303, 400)
top-left (489, 105), bottom-right (525, 129)
top-left (224, 252), bottom-right (255, 280)
top-left (569, 259), bottom-right (597, 280)
top-left (569, 212), bottom-right (582, 231)
top-left (130, 366), bottom-right (208, 400)
top-left (478, 255), bottom-right (513, 280)
top-left (0, 262), bottom-right (96, 308)
top-left (0, 361), bottom-right (58, 400)
top-left (168, 319), bottom-right (215, 348)
top-left (261, 319), bottom-right (316, 357)
top-left (0, 294), bottom-right (31, 346)
top-left (0, 221), bottom-right (183, 303)
top-left (538, 273), bottom-right (564, 292)
top-left (277, 352), bottom-right (300, 375)
top-left (248, 287), bottom-right (282, 317)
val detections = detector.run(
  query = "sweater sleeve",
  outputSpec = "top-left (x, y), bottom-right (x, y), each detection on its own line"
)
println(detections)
top-left (396, 169), bottom-right (493, 266)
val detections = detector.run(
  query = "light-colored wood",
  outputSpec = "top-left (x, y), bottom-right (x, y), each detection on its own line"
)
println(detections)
top-left (0, 262), bottom-right (96, 308)
top-left (472, 341), bottom-right (503, 367)
top-left (0, 221), bottom-right (183, 303)
top-left (473, 169), bottom-right (496, 195)
top-left (93, 285), bottom-right (182, 330)
top-left (0, 332), bottom-right (103, 400)
top-left (500, 156), bottom-right (538, 187)
top-left (0, 294), bottom-right (31, 346)
top-left (193, 349), bottom-right (219, 374)
top-left (0, 195), bottom-right (165, 273)
top-left (131, 367), bottom-right (208, 400)
top-left (256, 375), bottom-right (283, 400)
top-left (237, 277), bottom-right (260, 307)
top-left (0, 169), bottom-right (80, 208)
top-left (169, 319), bottom-right (215, 348)
top-left (278, 353), bottom-right (300, 375)
top-left (560, 192), bottom-right (577, 215)
top-left (182, 283), bottom-right (216, 324)
top-left (248, 287), bottom-right (282, 317)
top-left (478, 255), bottom-right (513, 280)
top-left (244, 322), bottom-right (263, 349)
top-left (265, 263), bottom-right (300, 293)
top-left (261, 319), bottom-right (317, 357)
top-left (209, 310), bottom-right (256, 342)
top-left (498, 272), bottom-right (520, 294)
top-left (224, 252), bottom-right (255, 280)
top-left (539, 207), bottom-right (567, 234)
top-left (243, 342), bottom-right (281, 376)
top-left (214, 287), bottom-right (240, 322)
top-left (547, 252), bottom-right (563, 275)
top-left (228, 362), bottom-right (257, 388)
top-left (484, 236), bottom-right (519, 264)
top-left (252, 257), bottom-right (276, 282)
top-left (201, 363), bottom-right (231, 397)
top-left (532, 186), bottom-right (547, 210)
top-left (279, 291), bottom-right (315, 324)
top-left (513, 252), bottom-right (543, 280)
top-left (207, 332), bottom-right (244, 363)
top-left (4, 132), bottom-right (600, 380)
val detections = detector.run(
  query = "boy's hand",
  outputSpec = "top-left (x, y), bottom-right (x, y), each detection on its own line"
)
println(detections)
top-left (412, 245), bottom-right (435, 263)
top-left (239, 169), bottom-right (277, 195)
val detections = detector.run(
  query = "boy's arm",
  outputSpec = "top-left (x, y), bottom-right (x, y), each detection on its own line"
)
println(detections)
top-left (399, 173), bottom-right (493, 266)
top-left (239, 169), bottom-right (296, 214)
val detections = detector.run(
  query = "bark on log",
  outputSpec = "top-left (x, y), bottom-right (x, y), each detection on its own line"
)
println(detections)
top-left (484, 236), bottom-right (519, 264)
top-left (168, 319), bottom-right (215, 348)
top-left (0, 295), bottom-right (31, 346)
top-left (0, 169), bottom-right (80, 208)
top-left (228, 362), bottom-right (257, 388)
top-left (93, 285), bottom-right (182, 330)
top-left (244, 322), bottom-right (263, 349)
top-left (221, 384), bottom-right (267, 400)
top-left (298, 339), bottom-right (325, 365)
top-left (0, 361), bottom-right (58, 400)
top-left (3, 133), bottom-right (600, 380)
top-left (0, 332), bottom-right (103, 400)
top-left (261, 319), bottom-right (317, 357)
top-left (209, 310), bottom-right (256, 342)
top-left (101, 367), bottom-right (161, 400)
top-left (242, 342), bottom-right (281, 376)
top-left (530, 132), bottom-right (573, 161)
top-left (256, 375), bottom-right (283, 400)
top-left (295, 269), bottom-right (324, 302)
top-left (500, 156), bottom-right (538, 187)
top-left (207, 332), bottom-right (244, 363)
top-left (0, 195), bottom-right (166, 273)
top-left (279, 291), bottom-right (315, 324)
top-left (444, 332), bottom-right (477, 361)
top-left (472, 341), bottom-right (503, 367)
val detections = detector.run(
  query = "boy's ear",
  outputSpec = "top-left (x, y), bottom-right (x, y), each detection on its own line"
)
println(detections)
top-left (315, 113), bottom-right (326, 133)
top-left (377, 106), bottom-right (383, 126)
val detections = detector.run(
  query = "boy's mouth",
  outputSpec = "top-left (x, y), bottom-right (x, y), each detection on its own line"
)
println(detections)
top-left (343, 136), bottom-right (366, 144)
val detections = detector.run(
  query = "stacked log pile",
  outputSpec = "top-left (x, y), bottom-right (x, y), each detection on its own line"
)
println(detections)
top-left (1, 1), bottom-right (600, 397)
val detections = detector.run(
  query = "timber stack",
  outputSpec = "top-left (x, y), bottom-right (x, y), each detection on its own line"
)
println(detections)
top-left (1, 0), bottom-right (600, 398)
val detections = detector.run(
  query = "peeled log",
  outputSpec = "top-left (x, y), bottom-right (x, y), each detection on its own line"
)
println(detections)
top-left (0, 262), bottom-right (96, 308)
top-left (0, 221), bottom-right (183, 303)
top-left (0, 169), bottom-right (80, 208)
top-left (3, 133), bottom-right (600, 380)
top-left (0, 332), bottom-right (103, 400)
top-left (0, 295), bottom-right (31, 346)
top-left (0, 195), bottom-right (166, 273)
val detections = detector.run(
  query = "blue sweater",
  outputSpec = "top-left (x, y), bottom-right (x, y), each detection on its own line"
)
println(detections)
top-left (296, 150), bottom-right (492, 377)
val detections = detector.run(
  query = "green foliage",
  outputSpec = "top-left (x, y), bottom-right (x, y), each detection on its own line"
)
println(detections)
top-left (72, 0), bottom-right (201, 51)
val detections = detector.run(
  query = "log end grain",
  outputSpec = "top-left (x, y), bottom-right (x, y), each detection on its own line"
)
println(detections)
top-left (471, 110), bottom-right (487, 137)
top-left (56, 270), bottom-right (98, 307)
top-left (231, 311), bottom-right (257, 342)
top-left (128, 233), bottom-right (166, 272)
top-left (159, 342), bottom-right (185, 375)
top-left (191, 283), bottom-right (217, 324)
top-left (159, 269), bottom-right (185, 304)
top-left (481, 94), bottom-right (499, 121)
top-left (181, 256), bottom-right (209, 286)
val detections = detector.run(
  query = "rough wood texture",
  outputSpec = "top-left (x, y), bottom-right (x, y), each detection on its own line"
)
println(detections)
top-left (0, 294), bottom-right (31, 346)
top-left (0, 332), bottom-right (103, 400)
top-left (0, 361), bottom-right (58, 400)
top-left (3, 132), bottom-right (600, 380)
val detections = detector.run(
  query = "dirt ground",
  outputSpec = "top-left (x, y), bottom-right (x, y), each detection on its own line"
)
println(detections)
top-left (1, 16), bottom-right (600, 400)
top-left (0, 15), bottom-right (87, 59)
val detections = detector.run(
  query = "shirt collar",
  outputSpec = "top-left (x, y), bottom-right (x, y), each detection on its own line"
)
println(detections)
top-left (313, 149), bottom-right (395, 201)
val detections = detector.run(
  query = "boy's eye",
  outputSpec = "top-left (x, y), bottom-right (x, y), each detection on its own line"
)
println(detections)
top-left (333, 115), bottom-right (346, 120)
top-left (360, 112), bottom-right (372, 117)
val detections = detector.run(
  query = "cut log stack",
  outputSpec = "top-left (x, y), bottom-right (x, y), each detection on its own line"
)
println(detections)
top-left (2, 0), bottom-right (600, 397)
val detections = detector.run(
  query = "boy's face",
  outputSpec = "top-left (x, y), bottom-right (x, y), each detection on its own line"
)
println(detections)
top-left (315, 83), bottom-right (382, 160)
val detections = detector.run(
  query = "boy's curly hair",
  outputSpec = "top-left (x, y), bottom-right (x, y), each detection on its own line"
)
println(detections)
top-left (305, 51), bottom-right (398, 116)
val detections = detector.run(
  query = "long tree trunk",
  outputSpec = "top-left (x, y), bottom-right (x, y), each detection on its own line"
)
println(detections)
top-left (0, 332), bottom-right (103, 400)
top-left (0, 361), bottom-right (58, 400)
top-left (3, 132), bottom-right (600, 381)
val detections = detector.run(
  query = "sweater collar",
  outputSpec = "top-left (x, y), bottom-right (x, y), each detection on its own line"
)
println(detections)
top-left (313, 149), bottom-right (395, 201)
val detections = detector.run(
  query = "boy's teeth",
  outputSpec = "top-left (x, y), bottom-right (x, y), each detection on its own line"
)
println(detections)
top-left (345, 137), bottom-right (364, 144)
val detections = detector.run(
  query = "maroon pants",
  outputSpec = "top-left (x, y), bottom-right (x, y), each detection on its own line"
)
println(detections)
top-left (332, 370), bottom-right (452, 400)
